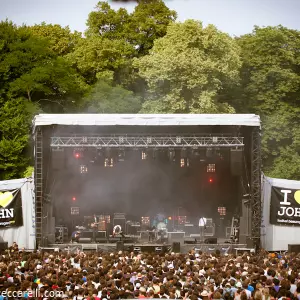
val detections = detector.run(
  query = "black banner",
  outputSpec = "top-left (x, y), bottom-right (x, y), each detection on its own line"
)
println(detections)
top-left (270, 187), bottom-right (300, 226)
top-left (0, 189), bottom-right (23, 227)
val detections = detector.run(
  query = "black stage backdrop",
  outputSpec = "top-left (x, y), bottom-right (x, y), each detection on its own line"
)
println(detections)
top-left (0, 189), bottom-right (23, 227)
top-left (270, 186), bottom-right (300, 226)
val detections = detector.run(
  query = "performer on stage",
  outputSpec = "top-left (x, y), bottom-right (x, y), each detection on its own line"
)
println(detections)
top-left (199, 217), bottom-right (207, 243)
top-left (71, 231), bottom-right (80, 243)
top-left (91, 214), bottom-right (99, 243)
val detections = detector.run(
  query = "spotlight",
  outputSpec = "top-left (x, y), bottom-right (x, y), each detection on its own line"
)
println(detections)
top-left (209, 178), bottom-right (213, 183)
top-left (74, 153), bottom-right (80, 158)
top-left (72, 197), bottom-right (76, 201)
top-left (80, 165), bottom-right (88, 174)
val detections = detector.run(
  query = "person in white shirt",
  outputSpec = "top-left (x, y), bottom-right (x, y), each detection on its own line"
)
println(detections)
top-left (199, 217), bottom-right (207, 243)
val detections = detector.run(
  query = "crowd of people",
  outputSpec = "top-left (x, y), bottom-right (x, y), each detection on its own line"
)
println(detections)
top-left (1, 243), bottom-right (300, 300)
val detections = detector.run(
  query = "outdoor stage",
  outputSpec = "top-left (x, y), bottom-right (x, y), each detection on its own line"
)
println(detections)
top-left (33, 114), bottom-right (261, 251)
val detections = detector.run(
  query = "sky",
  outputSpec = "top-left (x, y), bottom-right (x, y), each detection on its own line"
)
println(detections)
top-left (0, 0), bottom-right (299, 36)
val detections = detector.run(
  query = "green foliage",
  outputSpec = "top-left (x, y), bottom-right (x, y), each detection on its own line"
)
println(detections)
top-left (135, 20), bottom-right (240, 113)
top-left (82, 80), bottom-right (141, 113)
top-left (237, 26), bottom-right (300, 179)
top-left (23, 166), bottom-right (34, 178)
top-left (86, 0), bottom-right (176, 56)
top-left (29, 23), bottom-right (82, 56)
top-left (0, 98), bottom-right (33, 180)
top-left (67, 37), bottom-right (135, 84)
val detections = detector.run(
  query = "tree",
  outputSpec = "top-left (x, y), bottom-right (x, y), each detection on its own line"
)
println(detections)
top-left (134, 20), bottom-right (241, 113)
top-left (0, 97), bottom-right (33, 180)
top-left (66, 37), bottom-right (135, 84)
top-left (129, 0), bottom-right (177, 56)
top-left (237, 26), bottom-right (300, 179)
top-left (86, 1), bottom-right (176, 56)
top-left (29, 23), bottom-right (82, 56)
top-left (82, 80), bottom-right (141, 113)
top-left (0, 21), bottom-right (88, 112)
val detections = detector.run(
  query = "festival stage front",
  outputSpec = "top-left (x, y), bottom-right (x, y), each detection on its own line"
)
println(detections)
top-left (45, 242), bottom-right (249, 254)
top-left (33, 114), bottom-right (261, 251)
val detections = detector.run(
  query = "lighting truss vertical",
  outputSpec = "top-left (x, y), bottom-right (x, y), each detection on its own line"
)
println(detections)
top-left (34, 128), bottom-right (43, 248)
top-left (250, 127), bottom-right (262, 249)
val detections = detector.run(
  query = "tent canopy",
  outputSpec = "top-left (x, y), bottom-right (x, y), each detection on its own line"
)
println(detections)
top-left (33, 114), bottom-right (261, 128)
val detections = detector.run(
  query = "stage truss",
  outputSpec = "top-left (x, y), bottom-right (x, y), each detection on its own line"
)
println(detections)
top-left (250, 128), bottom-right (262, 249)
top-left (50, 135), bottom-right (244, 148)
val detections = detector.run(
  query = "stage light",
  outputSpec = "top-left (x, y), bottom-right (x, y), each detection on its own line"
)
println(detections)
top-left (207, 164), bottom-right (216, 173)
top-left (209, 178), bottom-right (213, 183)
top-left (80, 165), bottom-right (88, 173)
top-left (142, 151), bottom-right (147, 160)
top-left (168, 216), bottom-right (172, 220)
top-left (72, 197), bottom-right (76, 201)
top-left (180, 158), bottom-right (185, 168)
top-left (74, 153), bottom-right (80, 158)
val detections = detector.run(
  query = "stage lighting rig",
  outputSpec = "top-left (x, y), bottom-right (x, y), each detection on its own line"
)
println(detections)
top-left (80, 165), bottom-right (88, 174)
top-left (73, 149), bottom-right (84, 159)
top-left (207, 163), bottom-right (216, 173)
top-left (142, 151), bottom-right (147, 160)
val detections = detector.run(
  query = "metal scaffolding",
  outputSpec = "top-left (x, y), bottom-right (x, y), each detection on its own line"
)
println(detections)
top-left (50, 135), bottom-right (244, 148)
top-left (34, 128), bottom-right (43, 247)
top-left (250, 127), bottom-right (262, 249)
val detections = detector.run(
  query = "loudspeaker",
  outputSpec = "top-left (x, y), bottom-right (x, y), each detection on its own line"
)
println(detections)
top-left (288, 244), bottom-right (300, 253)
top-left (116, 241), bottom-right (124, 251)
top-left (51, 149), bottom-right (65, 170)
top-left (184, 237), bottom-right (197, 244)
top-left (230, 149), bottom-right (243, 176)
top-left (172, 242), bottom-right (180, 253)
top-left (78, 238), bottom-right (91, 243)
top-left (95, 238), bottom-right (107, 243)
top-left (81, 231), bottom-right (93, 238)
top-left (204, 237), bottom-right (217, 244)
top-left (0, 242), bottom-right (8, 251)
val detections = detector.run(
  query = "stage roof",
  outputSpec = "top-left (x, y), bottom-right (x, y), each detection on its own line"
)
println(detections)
top-left (33, 114), bottom-right (261, 127)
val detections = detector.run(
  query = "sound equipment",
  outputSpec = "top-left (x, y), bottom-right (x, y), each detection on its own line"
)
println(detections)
top-left (184, 237), bottom-right (197, 244)
top-left (0, 242), bottom-right (8, 251)
top-left (55, 226), bottom-right (68, 243)
top-left (132, 245), bottom-right (169, 253)
top-left (168, 232), bottom-right (184, 242)
top-left (288, 244), bottom-right (300, 253)
top-left (78, 237), bottom-right (91, 243)
top-left (204, 237), bottom-right (217, 244)
top-left (95, 238), bottom-right (108, 243)
top-left (230, 149), bottom-right (243, 176)
top-left (172, 242), bottom-right (180, 253)
top-left (51, 149), bottom-right (65, 170)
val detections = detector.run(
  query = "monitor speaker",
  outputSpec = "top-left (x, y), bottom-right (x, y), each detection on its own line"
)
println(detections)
top-left (204, 237), bottom-right (217, 244)
top-left (172, 242), bottom-right (180, 253)
top-left (230, 149), bottom-right (243, 176)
